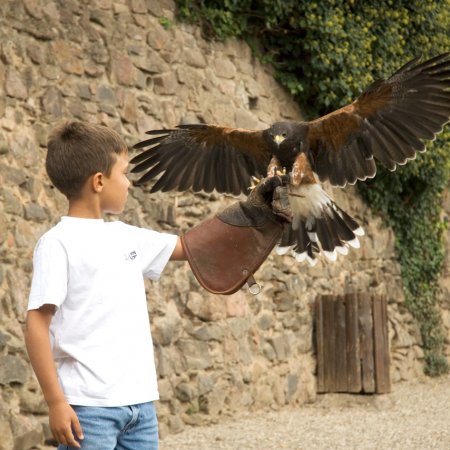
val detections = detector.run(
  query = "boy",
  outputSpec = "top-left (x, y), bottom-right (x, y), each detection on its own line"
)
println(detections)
top-left (25, 121), bottom-right (288, 449)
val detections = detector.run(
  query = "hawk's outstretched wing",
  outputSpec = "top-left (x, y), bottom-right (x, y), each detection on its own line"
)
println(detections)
top-left (130, 124), bottom-right (270, 195)
top-left (304, 53), bottom-right (450, 187)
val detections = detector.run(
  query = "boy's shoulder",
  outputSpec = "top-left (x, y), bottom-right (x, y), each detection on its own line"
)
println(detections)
top-left (39, 219), bottom-right (67, 241)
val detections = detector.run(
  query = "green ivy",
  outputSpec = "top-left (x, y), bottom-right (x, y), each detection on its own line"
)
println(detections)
top-left (175, 0), bottom-right (450, 375)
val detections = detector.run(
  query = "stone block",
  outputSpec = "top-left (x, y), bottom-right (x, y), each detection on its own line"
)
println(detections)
top-left (225, 292), bottom-right (249, 318)
top-left (238, 339), bottom-right (252, 365)
top-left (188, 323), bottom-right (224, 342)
top-left (253, 384), bottom-right (274, 408)
top-left (257, 310), bottom-right (274, 330)
top-left (147, 0), bottom-right (175, 19)
top-left (0, 331), bottom-right (10, 351)
top-left (24, 203), bottom-right (47, 222)
top-left (120, 92), bottom-right (139, 124)
top-left (186, 292), bottom-right (227, 322)
top-left (152, 304), bottom-right (182, 346)
top-left (89, 8), bottom-right (112, 28)
top-left (197, 374), bottom-right (214, 396)
top-left (110, 50), bottom-right (138, 86)
top-left (19, 386), bottom-right (48, 415)
top-left (268, 333), bottom-right (290, 361)
top-left (51, 40), bottom-right (84, 75)
top-left (0, 355), bottom-right (29, 386)
top-left (0, 418), bottom-right (14, 450)
top-left (227, 317), bottom-right (250, 339)
top-left (168, 414), bottom-right (184, 433)
top-left (0, 163), bottom-right (25, 186)
top-left (157, 378), bottom-right (172, 402)
top-left (130, 0), bottom-right (146, 13)
top-left (41, 87), bottom-right (64, 118)
top-left (24, 0), bottom-right (44, 19)
top-left (273, 292), bottom-right (295, 312)
top-left (5, 69), bottom-right (28, 99)
top-left (177, 340), bottom-right (213, 370)
top-left (176, 66), bottom-right (205, 87)
top-left (146, 20), bottom-right (169, 51)
top-left (1, 190), bottom-right (23, 216)
top-left (183, 48), bottom-right (207, 69)
top-left (286, 374), bottom-right (299, 402)
top-left (214, 58), bottom-right (236, 79)
top-left (10, 414), bottom-right (43, 450)
top-left (262, 342), bottom-right (276, 361)
top-left (175, 382), bottom-right (197, 402)
top-left (96, 85), bottom-right (116, 105)
top-left (199, 384), bottom-right (226, 415)
top-left (153, 73), bottom-right (178, 95)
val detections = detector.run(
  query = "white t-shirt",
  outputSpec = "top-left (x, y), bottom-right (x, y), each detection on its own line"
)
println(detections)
top-left (28, 216), bottom-right (178, 407)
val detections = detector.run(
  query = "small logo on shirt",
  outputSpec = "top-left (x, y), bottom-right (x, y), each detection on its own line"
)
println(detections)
top-left (124, 251), bottom-right (137, 260)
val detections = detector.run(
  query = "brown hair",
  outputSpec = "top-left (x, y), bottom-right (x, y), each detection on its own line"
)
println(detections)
top-left (46, 121), bottom-right (127, 199)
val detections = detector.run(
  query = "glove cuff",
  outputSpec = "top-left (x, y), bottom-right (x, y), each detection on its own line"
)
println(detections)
top-left (181, 215), bottom-right (282, 295)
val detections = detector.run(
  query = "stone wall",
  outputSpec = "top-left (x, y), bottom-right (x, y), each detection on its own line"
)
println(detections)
top-left (0, 0), bottom-right (437, 448)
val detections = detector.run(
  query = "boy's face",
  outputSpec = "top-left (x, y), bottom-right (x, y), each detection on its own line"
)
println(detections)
top-left (100, 151), bottom-right (130, 214)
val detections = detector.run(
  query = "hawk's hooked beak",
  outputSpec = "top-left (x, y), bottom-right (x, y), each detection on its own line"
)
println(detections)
top-left (274, 134), bottom-right (286, 146)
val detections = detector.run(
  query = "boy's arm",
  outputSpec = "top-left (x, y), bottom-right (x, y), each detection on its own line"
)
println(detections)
top-left (25, 305), bottom-right (83, 448)
top-left (170, 237), bottom-right (186, 261)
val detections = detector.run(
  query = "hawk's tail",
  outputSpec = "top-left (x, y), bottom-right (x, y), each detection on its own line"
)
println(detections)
top-left (275, 202), bottom-right (364, 266)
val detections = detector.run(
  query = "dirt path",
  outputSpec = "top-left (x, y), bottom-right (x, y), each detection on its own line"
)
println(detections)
top-left (160, 375), bottom-right (450, 450)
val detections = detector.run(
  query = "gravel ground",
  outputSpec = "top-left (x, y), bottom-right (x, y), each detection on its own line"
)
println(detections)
top-left (160, 375), bottom-right (450, 450)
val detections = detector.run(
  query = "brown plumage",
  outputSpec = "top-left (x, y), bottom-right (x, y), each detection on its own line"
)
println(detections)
top-left (131, 53), bottom-right (450, 264)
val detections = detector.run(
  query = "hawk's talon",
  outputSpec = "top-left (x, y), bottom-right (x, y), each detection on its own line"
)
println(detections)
top-left (248, 175), bottom-right (262, 190)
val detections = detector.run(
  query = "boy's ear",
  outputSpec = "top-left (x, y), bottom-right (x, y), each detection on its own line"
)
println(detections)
top-left (91, 172), bottom-right (104, 193)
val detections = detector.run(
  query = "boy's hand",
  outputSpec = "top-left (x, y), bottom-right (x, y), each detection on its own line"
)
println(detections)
top-left (49, 400), bottom-right (84, 448)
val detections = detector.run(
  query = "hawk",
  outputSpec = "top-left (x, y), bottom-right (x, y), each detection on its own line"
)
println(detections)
top-left (131, 53), bottom-right (450, 265)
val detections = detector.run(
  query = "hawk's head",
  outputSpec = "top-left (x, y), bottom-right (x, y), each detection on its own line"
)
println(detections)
top-left (264, 121), bottom-right (307, 165)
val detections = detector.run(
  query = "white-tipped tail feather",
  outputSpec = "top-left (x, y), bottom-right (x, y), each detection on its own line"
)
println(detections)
top-left (275, 184), bottom-right (364, 265)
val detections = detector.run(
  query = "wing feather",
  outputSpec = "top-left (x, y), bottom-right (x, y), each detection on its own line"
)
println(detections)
top-left (131, 124), bottom-right (270, 194)
top-left (304, 53), bottom-right (450, 186)
top-left (151, 146), bottom-right (199, 192)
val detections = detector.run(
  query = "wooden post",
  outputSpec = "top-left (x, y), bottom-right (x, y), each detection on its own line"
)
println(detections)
top-left (345, 293), bottom-right (361, 393)
top-left (323, 295), bottom-right (336, 392)
top-left (315, 296), bottom-right (325, 393)
top-left (315, 293), bottom-right (390, 394)
top-left (334, 295), bottom-right (348, 392)
top-left (373, 295), bottom-right (391, 393)
top-left (359, 294), bottom-right (375, 393)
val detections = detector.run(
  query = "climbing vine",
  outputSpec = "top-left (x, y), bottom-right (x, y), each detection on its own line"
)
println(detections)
top-left (175, 0), bottom-right (450, 374)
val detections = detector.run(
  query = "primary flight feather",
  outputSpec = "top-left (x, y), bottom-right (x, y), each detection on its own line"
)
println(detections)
top-left (131, 53), bottom-right (450, 265)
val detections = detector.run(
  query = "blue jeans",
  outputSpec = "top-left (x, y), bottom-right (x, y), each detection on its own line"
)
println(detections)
top-left (58, 402), bottom-right (158, 450)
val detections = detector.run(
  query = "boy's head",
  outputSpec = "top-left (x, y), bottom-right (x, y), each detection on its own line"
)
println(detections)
top-left (46, 121), bottom-right (128, 199)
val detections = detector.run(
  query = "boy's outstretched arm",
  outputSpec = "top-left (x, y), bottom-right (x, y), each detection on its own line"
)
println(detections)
top-left (25, 305), bottom-right (84, 448)
top-left (170, 238), bottom-right (187, 261)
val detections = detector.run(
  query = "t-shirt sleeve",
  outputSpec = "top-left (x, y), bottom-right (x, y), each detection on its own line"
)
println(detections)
top-left (28, 236), bottom-right (68, 310)
top-left (135, 228), bottom-right (178, 280)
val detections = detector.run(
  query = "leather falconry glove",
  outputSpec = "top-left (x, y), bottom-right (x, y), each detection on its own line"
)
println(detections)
top-left (181, 175), bottom-right (291, 295)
